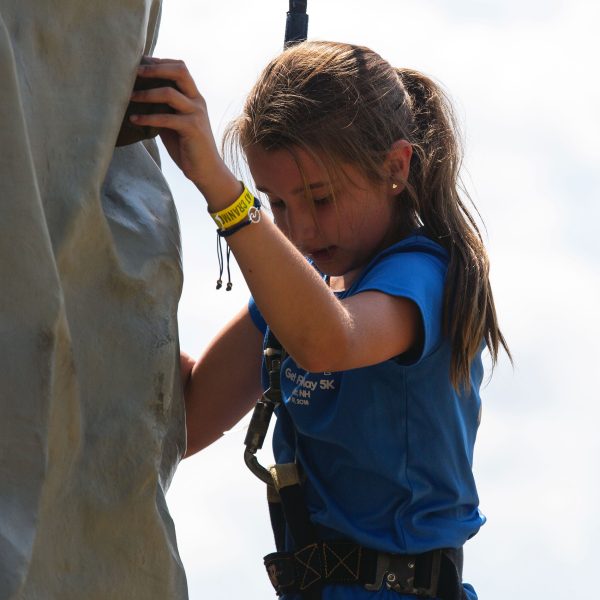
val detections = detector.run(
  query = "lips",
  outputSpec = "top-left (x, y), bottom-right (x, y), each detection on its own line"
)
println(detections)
top-left (307, 246), bottom-right (336, 262)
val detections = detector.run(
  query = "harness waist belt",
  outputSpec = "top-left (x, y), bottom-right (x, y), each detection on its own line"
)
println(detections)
top-left (264, 541), bottom-right (464, 599)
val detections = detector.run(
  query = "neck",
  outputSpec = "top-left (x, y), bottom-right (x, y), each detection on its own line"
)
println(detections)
top-left (328, 267), bottom-right (361, 292)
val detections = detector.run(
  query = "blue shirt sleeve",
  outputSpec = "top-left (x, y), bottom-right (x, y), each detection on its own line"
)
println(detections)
top-left (248, 296), bottom-right (268, 335)
top-left (351, 244), bottom-right (448, 362)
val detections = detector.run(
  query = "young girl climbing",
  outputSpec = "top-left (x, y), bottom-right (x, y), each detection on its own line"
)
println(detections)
top-left (131, 41), bottom-right (509, 600)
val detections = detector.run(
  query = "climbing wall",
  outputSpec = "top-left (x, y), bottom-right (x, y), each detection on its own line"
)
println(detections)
top-left (0, 1), bottom-right (188, 597)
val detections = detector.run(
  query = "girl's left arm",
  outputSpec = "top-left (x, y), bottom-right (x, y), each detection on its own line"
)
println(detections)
top-left (131, 60), bottom-right (420, 373)
top-left (181, 306), bottom-right (265, 457)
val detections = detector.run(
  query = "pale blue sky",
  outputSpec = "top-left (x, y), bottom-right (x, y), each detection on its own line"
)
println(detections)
top-left (155, 1), bottom-right (600, 598)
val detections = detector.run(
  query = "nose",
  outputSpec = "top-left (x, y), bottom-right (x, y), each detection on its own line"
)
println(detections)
top-left (283, 203), bottom-right (319, 249)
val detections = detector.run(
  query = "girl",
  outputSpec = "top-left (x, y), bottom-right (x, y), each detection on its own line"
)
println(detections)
top-left (132, 41), bottom-right (509, 600)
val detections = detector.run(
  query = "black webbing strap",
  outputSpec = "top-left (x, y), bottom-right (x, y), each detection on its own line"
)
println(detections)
top-left (267, 484), bottom-right (287, 552)
top-left (268, 462), bottom-right (321, 599)
top-left (269, 463), bottom-right (317, 548)
top-left (264, 543), bottom-right (465, 599)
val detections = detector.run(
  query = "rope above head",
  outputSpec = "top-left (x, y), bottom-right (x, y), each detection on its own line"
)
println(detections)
top-left (285, 0), bottom-right (309, 47)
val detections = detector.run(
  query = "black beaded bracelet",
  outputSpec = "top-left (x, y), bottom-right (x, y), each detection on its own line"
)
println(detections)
top-left (217, 199), bottom-right (262, 238)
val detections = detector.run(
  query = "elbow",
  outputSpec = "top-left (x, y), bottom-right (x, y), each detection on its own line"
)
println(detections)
top-left (183, 424), bottom-right (224, 459)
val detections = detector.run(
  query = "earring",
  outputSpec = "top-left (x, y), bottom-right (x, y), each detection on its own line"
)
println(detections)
top-left (392, 183), bottom-right (398, 190)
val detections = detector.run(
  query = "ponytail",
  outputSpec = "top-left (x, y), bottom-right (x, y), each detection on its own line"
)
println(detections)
top-left (397, 68), bottom-right (511, 389)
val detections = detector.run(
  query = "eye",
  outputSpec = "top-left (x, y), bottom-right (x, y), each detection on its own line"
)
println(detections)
top-left (313, 196), bottom-right (332, 207)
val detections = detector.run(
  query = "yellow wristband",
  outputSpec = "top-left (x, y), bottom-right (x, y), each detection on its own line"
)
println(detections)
top-left (209, 185), bottom-right (255, 230)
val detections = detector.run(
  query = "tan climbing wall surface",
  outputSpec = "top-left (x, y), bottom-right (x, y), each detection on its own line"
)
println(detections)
top-left (0, 1), bottom-right (187, 598)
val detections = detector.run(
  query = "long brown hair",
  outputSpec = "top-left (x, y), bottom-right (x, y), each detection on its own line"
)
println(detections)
top-left (225, 40), bottom-right (510, 389)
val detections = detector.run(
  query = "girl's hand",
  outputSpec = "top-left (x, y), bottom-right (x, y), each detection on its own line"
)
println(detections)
top-left (130, 58), bottom-right (237, 205)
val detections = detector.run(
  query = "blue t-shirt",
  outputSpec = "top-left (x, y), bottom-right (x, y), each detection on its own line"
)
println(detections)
top-left (248, 233), bottom-right (484, 600)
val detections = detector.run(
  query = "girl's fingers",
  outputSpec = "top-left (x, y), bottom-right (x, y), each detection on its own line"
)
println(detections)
top-left (137, 60), bottom-right (200, 99)
top-left (131, 86), bottom-right (195, 114)
top-left (129, 111), bottom-right (198, 134)
top-left (144, 56), bottom-right (180, 64)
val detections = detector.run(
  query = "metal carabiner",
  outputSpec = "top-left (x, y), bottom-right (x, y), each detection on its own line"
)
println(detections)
top-left (243, 337), bottom-right (283, 484)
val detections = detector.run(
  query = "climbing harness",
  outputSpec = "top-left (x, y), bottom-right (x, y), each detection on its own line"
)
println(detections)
top-left (264, 544), bottom-right (466, 599)
top-left (243, 331), bottom-right (320, 600)
top-left (243, 332), bottom-right (467, 600)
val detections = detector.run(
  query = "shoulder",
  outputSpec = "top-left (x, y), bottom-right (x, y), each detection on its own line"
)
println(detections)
top-left (347, 232), bottom-right (449, 362)
top-left (347, 231), bottom-right (448, 299)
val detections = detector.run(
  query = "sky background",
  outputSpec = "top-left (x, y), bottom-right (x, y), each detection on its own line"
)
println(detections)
top-left (153, 1), bottom-right (599, 598)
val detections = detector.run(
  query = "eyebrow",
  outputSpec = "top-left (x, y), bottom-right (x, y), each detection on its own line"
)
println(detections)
top-left (256, 182), bottom-right (329, 196)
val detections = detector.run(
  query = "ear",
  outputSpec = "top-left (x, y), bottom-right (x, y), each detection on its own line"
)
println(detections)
top-left (384, 139), bottom-right (412, 195)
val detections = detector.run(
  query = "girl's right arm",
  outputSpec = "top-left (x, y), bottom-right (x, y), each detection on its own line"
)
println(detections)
top-left (182, 306), bottom-right (264, 457)
top-left (133, 60), bottom-right (420, 375)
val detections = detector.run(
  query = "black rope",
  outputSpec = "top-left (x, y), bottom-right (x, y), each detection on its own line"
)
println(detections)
top-left (284, 0), bottom-right (309, 47)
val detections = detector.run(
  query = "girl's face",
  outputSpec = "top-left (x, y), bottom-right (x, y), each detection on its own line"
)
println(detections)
top-left (246, 145), bottom-right (401, 289)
